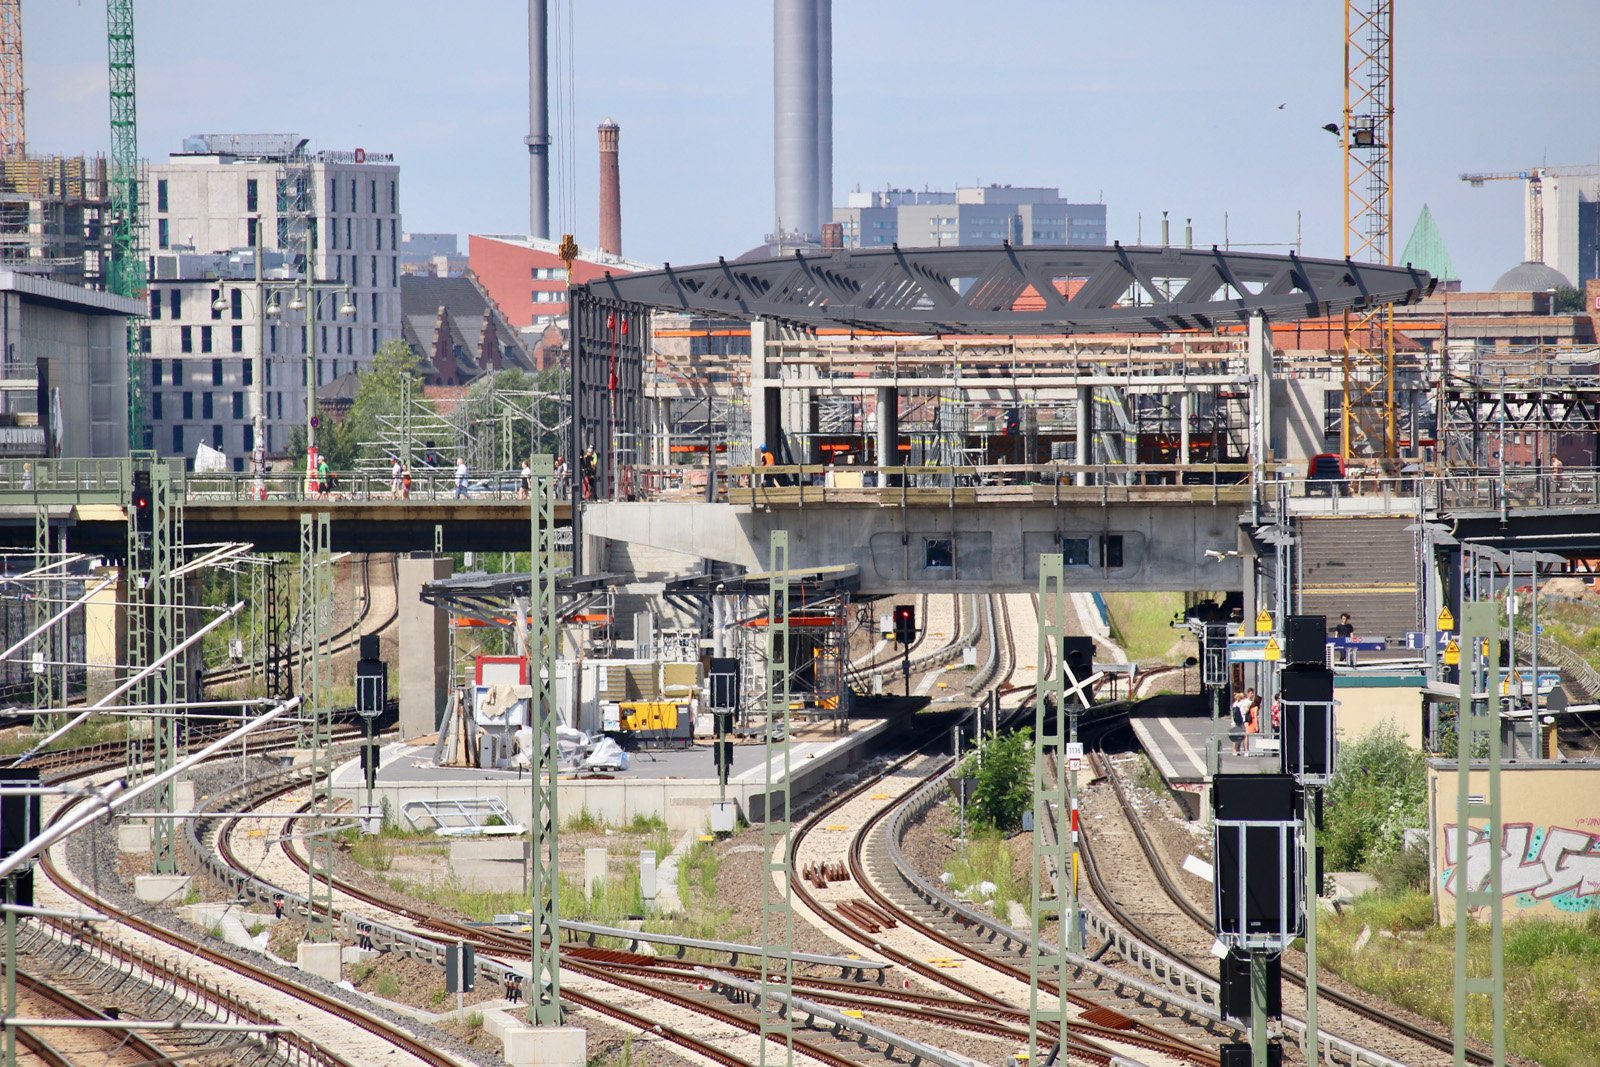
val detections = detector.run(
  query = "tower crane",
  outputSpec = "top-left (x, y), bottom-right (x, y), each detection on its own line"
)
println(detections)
top-left (0, 0), bottom-right (21, 160)
top-left (1460, 165), bottom-right (1600, 266)
top-left (105, 0), bottom-right (146, 448)
top-left (1340, 0), bottom-right (1397, 466)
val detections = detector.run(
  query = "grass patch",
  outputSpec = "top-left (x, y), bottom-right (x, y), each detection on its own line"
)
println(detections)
top-left (0, 715), bottom-right (129, 757)
top-left (337, 822), bottom-right (440, 872)
top-left (1320, 892), bottom-right (1600, 1067)
top-left (565, 808), bottom-right (603, 833)
top-left (946, 829), bottom-right (1025, 916)
top-left (1102, 592), bottom-right (1187, 662)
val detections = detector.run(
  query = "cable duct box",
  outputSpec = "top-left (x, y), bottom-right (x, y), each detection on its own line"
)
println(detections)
top-left (1283, 614), bottom-right (1327, 665)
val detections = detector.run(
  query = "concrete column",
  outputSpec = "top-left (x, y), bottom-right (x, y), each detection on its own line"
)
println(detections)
top-left (749, 319), bottom-right (769, 463)
top-left (584, 847), bottom-right (608, 898)
top-left (1179, 390), bottom-right (1192, 471)
top-left (397, 554), bottom-right (454, 738)
top-left (877, 386), bottom-right (898, 486)
top-left (1248, 313), bottom-right (1273, 474)
top-left (1075, 385), bottom-right (1092, 486)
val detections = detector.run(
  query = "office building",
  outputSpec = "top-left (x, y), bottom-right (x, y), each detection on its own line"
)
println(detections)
top-left (832, 185), bottom-right (1106, 249)
top-left (142, 134), bottom-right (403, 465)
top-left (468, 234), bottom-right (653, 329)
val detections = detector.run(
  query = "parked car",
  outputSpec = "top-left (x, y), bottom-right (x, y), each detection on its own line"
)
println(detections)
top-left (1306, 453), bottom-right (1347, 496)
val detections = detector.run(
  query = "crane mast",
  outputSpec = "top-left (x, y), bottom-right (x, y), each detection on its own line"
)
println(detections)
top-left (1340, 0), bottom-right (1397, 466)
top-left (107, 0), bottom-right (146, 449)
top-left (0, 0), bottom-right (21, 160)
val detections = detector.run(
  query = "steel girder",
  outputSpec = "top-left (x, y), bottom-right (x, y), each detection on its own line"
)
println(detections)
top-left (582, 245), bottom-right (1433, 335)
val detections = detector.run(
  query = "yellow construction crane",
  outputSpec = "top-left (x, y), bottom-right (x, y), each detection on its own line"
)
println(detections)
top-left (1341, 0), bottom-right (1397, 467)
top-left (1461, 164), bottom-right (1600, 266)
top-left (0, 0), bottom-right (21, 160)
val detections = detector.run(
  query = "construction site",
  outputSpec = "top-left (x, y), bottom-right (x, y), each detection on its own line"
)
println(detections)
top-left (0, 4), bottom-right (1597, 1067)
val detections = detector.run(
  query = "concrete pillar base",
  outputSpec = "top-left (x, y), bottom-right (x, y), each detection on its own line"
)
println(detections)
top-left (133, 874), bottom-right (192, 903)
top-left (117, 821), bottom-right (151, 853)
top-left (297, 940), bottom-right (342, 983)
top-left (174, 779), bottom-right (195, 811)
top-left (504, 1026), bottom-right (586, 1067)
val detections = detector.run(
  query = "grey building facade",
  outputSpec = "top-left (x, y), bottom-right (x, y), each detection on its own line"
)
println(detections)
top-left (143, 134), bottom-right (403, 466)
top-left (832, 185), bottom-right (1106, 249)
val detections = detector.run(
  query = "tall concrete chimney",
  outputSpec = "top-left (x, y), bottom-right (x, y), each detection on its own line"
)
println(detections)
top-left (773, 0), bottom-right (820, 245)
top-left (815, 0), bottom-right (832, 237)
top-left (526, 0), bottom-right (550, 239)
top-left (598, 120), bottom-right (621, 257)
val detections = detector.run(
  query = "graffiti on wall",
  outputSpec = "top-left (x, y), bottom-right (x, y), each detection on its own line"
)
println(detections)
top-left (1441, 823), bottom-right (1600, 913)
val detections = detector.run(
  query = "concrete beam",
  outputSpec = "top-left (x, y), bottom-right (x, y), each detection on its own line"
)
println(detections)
top-left (584, 499), bottom-right (1245, 594)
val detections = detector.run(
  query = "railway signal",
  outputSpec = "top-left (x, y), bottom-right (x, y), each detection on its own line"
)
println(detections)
top-left (892, 604), bottom-right (915, 647)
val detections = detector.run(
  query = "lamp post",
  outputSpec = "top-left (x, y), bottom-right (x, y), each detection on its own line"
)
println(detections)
top-left (213, 275), bottom-right (352, 492)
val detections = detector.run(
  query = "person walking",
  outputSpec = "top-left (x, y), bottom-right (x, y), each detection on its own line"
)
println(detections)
top-left (518, 459), bottom-right (532, 500)
top-left (453, 457), bottom-right (470, 500)
top-left (580, 447), bottom-right (598, 500)
top-left (316, 455), bottom-right (331, 501)
top-left (553, 455), bottom-right (569, 498)
top-left (1230, 689), bottom-right (1250, 756)
top-left (1246, 690), bottom-right (1262, 751)
top-left (400, 465), bottom-right (412, 500)
top-left (390, 456), bottom-right (403, 499)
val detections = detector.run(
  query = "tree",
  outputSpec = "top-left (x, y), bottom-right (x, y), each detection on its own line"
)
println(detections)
top-left (1322, 721), bottom-right (1427, 874)
top-left (958, 728), bottom-right (1034, 832)
top-left (287, 339), bottom-right (428, 469)
top-left (1554, 286), bottom-right (1584, 314)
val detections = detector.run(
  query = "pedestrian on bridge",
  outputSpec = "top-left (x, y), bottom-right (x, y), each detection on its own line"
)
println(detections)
top-left (390, 456), bottom-right (403, 498)
top-left (518, 459), bottom-right (532, 500)
top-left (454, 457), bottom-right (470, 500)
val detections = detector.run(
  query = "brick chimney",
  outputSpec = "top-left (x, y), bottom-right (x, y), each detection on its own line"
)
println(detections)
top-left (598, 119), bottom-right (621, 257)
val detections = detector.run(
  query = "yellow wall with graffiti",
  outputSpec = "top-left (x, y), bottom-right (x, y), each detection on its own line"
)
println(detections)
top-left (1428, 762), bottom-right (1600, 924)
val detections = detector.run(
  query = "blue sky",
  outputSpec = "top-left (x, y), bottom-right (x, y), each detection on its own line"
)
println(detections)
top-left (24, 1), bottom-right (1599, 288)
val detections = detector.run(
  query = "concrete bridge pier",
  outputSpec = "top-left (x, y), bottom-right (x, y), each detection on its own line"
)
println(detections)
top-left (397, 554), bottom-right (453, 738)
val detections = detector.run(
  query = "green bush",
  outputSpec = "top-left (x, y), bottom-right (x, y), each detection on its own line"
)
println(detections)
top-left (1322, 721), bottom-right (1426, 874)
top-left (957, 728), bottom-right (1032, 832)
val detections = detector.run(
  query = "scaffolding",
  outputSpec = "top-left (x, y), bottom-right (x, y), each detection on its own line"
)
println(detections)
top-left (0, 156), bottom-right (114, 288)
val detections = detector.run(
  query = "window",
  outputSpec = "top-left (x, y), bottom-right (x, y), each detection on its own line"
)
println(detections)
top-left (316, 359), bottom-right (324, 386)
top-left (1061, 537), bottom-right (1091, 567)
top-left (276, 392), bottom-right (282, 419)
top-left (330, 178), bottom-right (338, 213)
top-left (171, 362), bottom-right (182, 386)
top-left (158, 219), bottom-right (169, 249)
top-left (151, 392), bottom-right (162, 420)
top-left (170, 289), bottom-right (181, 318)
top-left (212, 358), bottom-right (223, 385)
top-left (202, 392), bottom-right (213, 419)
top-left (212, 424), bottom-right (223, 449)
top-left (210, 289), bottom-right (221, 320)
top-left (182, 392), bottom-right (193, 420)
top-left (331, 359), bottom-right (339, 379)
top-left (349, 179), bottom-right (356, 211)
top-left (231, 288), bottom-right (242, 319)
top-left (374, 219), bottom-right (381, 250)
top-left (173, 426), bottom-right (183, 453)
top-left (231, 325), bottom-right (243, 353)
top-left (532, 267), bottom-right (564, 280)
top-left (350, 255), bottom-right (357, 281)
top-left (151, 359), bottom-right (163, 385)
top-left (390, 257), bottom-right (397, 287)
top-left (242, 360), bottom-right (252, 386)
top-left (300, 362), bottom-right (307, 386)
top-left (149, 290), bottom-right (161, 319)
top-left (533, 290), bottom-right (565, 303)
top-left (157, 179), bottom-right (168, 212)
top-left (309, 218), bottom-right (318, 251)
top-left (141, 324), bottom-right (151, 349)
top-left (389, 219), bottom-right (396, 249)
top-left (335, 328), bottom-right (342, 354)
top-left (247, 216), bottom-right (258, 249)
top-left (372, 328), bottom-right (378, 352)
top-left (371, 292), bottom-right (378, 321)
top-left (243, 424), bottom-right (254, 452)
top-left (345, 218), bottom-right (351, 248)
top-left (1100, 534), bottom-right (1124, 569)
top-left (370, 256), bottom-right (377, 286)
top-left (370, 179), bottom-right (377, 213)
top-left (389, 181), bottom-right (396, 213)
top-left (246, 179), bottom-right (258, 213)
top-left (321, 326), bottom-right (328, 354)
top-left (335, 257), bottom-right (343, 282)
top-left (178, 326), bottom-right (191, 353)
top-left (200, 326), bottom-right (212, 353)
top-left (330, 222), bottom-right (338, 250)
top-left (269, 325), bottom-right (277, 354)
top-left (923, 538), bottom-right (954, 570)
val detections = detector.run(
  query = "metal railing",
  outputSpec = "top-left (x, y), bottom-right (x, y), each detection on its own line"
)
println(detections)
top-left (184, 467), bottom-right (534, 503)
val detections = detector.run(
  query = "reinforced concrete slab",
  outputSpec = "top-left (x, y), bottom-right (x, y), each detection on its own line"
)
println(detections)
top-left (133, 874), bottom-right (192, 904)
top-left (504, 1026), bottom-right (585, 1067)
top-left (331, 715), bottom-right (904, 829)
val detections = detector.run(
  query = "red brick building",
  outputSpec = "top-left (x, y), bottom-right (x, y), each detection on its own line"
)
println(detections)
top-left (467, 234), bottom-right (655, 328)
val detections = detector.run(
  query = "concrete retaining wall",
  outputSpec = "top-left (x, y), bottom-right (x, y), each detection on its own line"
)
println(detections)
top-left (1427, 760), bottom-right (1600, 923)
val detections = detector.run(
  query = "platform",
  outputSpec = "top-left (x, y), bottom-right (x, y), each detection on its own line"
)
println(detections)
top-left (331, 713), bottom-right (907, 832)
top-left (1127, 695), bottom-right (1283, 815)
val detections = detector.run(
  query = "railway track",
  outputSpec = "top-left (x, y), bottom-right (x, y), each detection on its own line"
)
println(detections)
top-left (11, 970), bottom-right (175, 1067)
top-left (206, 552), bottom-right (399, 690)
top-left (196, 760), bottom-right (963, 1067)
top-left (1086, 749), bottom-right (1492, 1067)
